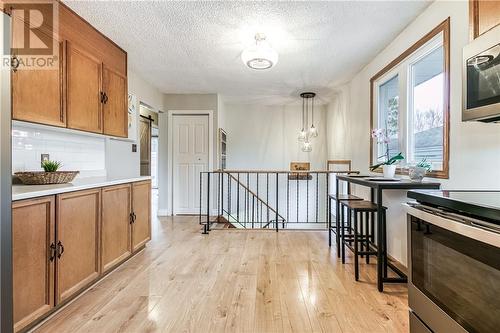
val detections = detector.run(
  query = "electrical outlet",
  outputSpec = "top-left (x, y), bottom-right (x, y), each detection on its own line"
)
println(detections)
top-left (132, 144), bottom-right (137, 152)
top-left (41, 154), bottom-right (49, 166)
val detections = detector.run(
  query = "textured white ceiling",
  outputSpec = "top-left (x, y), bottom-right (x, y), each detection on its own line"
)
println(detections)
top-left (64, 1), bottom-right (431, 104)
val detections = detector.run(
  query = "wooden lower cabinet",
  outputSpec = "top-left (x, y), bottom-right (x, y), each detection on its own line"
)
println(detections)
top-left (56, 189), bottom-right (101, 304)
top-left (11, 181), bottom-right (151, 330)
top-left (12, 197), bottom-right (55, 333)
top-left (132, 181), bottom-right (151, 251)
top-left (101, 184), bottom-right (132, 273)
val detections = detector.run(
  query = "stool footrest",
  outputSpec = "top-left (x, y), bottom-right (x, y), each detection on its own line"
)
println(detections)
top-left (358, 251), bottom-right (377, 256)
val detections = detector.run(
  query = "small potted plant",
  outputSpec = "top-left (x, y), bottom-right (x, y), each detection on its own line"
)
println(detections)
top-left (370, 128), bottom-right (404, 178)
top-left (409, 158), bottom-right (432, 182)
top-left (15, 160), bottom-right (79, 185)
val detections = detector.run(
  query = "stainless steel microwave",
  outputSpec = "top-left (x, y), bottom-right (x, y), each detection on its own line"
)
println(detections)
top-left (463, 24), bottom-right (500, 122)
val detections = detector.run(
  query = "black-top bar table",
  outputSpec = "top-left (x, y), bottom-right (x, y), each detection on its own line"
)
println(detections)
top-left (335, 175), bottom-right (441, 291)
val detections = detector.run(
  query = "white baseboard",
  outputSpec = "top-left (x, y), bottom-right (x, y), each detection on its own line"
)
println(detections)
top-left (157, 208), bottom-right (218, 217)
top-left (157, 209), bottom-right (170, 216)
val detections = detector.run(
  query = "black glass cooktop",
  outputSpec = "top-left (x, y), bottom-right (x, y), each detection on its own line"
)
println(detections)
top-left (408, 190), bottom-right (500, 222)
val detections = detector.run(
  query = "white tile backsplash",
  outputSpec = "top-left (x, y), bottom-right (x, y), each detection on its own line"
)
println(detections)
top-left (12, 124), bottom-right (106, 177)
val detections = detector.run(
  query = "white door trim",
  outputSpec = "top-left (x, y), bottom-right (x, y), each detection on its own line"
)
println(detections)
top-left (167, 110), bottom-right (214, 216)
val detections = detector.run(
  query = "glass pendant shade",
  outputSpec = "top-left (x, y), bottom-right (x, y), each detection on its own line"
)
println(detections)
top-left (301, 140), bottom-right (312, 152)
top-left (309, 125), bottom-right (318, 138)
top-left (241, 33), bottom-right (279, 70)
top-left (298, 129), bottom-right (307, 142)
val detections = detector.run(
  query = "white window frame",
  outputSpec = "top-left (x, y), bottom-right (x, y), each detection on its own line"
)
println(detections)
top-left (406, 34), bottom-right (444, 171)
top-left (370, 19), bottom-right (450, 179)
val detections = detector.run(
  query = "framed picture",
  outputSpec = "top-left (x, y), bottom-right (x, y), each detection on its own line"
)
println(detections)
top-left (289, 162), bottom-right (312, 180)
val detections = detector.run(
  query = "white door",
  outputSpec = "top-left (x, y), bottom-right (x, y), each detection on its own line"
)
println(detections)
top-left (172, 115), bottom-right (209, 214)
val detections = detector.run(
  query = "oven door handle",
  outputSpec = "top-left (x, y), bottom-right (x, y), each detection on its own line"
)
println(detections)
top-left (404, 203), bottom-right (500, 248)
top-left (470, 221), bottom-right (500, 235)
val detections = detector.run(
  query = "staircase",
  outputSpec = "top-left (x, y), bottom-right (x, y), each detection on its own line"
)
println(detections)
top-left (214, 173), bottom-right (286, 230)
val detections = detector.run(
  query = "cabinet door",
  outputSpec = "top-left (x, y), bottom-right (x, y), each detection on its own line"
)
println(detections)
top-left (66, 42), bottom-right (103, 134)
top-left (477, 1), bottom-right (500, 35)
top-left (470, 0), bottom-right (500, 38)
top-left (11, 18), bottom-right (65, 127)
top-left (132, 181), bottom-right (151, 251)
top-left (56, 189), bottom-right (100, 304)
top-left (101, 184), bottom-right (132, 273)
top-left (12, 196), bottom-right (55, 332)
top-left (103, 66), bottom-right (127, 137)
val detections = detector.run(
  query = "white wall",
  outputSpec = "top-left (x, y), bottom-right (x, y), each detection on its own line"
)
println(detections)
top-left (326, 0), bottom-right (500, 265)
top-left (224, 103), bottom-right (328, 170)
top-left (105, 69), bottom-right (164, 179)
top-left (158, 93), bottom-right (218, 215)
top-left (222, 103), bottom-right (329, 223)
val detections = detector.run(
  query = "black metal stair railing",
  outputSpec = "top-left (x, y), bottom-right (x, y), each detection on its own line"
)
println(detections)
top-left (199, 170), bottom-right (360, 234)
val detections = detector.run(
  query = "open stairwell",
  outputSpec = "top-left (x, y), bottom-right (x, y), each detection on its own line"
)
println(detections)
top-left (200, 169), bottom-right (356, 233)
top-left (213, 173), bottom-right (286, 230)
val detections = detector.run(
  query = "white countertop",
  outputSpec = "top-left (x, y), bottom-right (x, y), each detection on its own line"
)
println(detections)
top-left (12, 176), bottom-right (151, 201)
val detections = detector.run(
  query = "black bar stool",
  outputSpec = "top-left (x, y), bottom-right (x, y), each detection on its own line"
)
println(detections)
top-left (340, 200), bottom-right (386, 281)
top-left (329, 194), bottom-right (363, 256)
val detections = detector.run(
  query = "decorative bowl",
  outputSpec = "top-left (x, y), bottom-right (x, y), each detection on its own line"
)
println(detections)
top-left (15, 171), bottom-right (79, 185)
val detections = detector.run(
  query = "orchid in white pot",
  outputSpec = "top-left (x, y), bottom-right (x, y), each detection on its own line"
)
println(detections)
top-left (370, 128), bottom-right (404, 178)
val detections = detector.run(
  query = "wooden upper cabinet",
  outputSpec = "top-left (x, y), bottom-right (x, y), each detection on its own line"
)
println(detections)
top-left (66, 42), bottom-right (103, 134)
top-left (101, 184), bottom-right (132, 273)
top-left (58, 3), bottom-right (126, 77)
top-left (12, 196), bottom-right (55, 333)
top-left (103, 66), bottom-right (128, 137)
top-left (9, 0), bottom-right (128, 136)
top-left (11, 17), bottom-right (65, 127)
top-left (56, 189), bottom-right (101, 304)
top-left (132, 181), bottom-right (151, 252)
top-left (470, 0), bottom-right (500, 39)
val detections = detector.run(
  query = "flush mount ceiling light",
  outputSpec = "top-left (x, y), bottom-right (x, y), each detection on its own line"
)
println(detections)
top-left (241, 33), bottom-right (279, 70)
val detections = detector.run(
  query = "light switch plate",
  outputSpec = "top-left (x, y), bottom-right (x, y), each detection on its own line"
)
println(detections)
top-left (132, 144), bottom-right (137, 152)
top-left (41, 154), bottom-right (49, 166)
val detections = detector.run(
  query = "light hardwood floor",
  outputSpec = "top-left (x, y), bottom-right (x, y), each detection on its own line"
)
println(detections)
top-left (34, 193), bottom-right (409, 333)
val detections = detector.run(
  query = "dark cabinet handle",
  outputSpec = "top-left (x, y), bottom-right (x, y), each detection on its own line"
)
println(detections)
top-left (49, 242), bottom-right (57, 262)
top-left (11, 55), bottom-right (19, 72)
top-left (100, 91), bottom-right (105, 103)
top-left (57, 241), bottom-right (64, 259)
top-left (104, 93), bottom-right (108, 104)
top-left (133, 212), bottom-right (137, 222)
top-left (130, 212), bottom-right (134, 224)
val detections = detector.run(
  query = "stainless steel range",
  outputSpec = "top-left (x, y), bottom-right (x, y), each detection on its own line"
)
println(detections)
top-left (404, 190), bottom-right (500, 333)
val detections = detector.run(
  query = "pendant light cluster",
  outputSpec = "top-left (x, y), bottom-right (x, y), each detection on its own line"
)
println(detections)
top-left (298, 92), bottom-right (318, 152)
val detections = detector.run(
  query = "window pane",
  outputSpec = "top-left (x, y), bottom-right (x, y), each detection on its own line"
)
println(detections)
top-left (377, 75), bottom-right (400, 162)
top-left (410, 45), bottom-right (444, 168)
